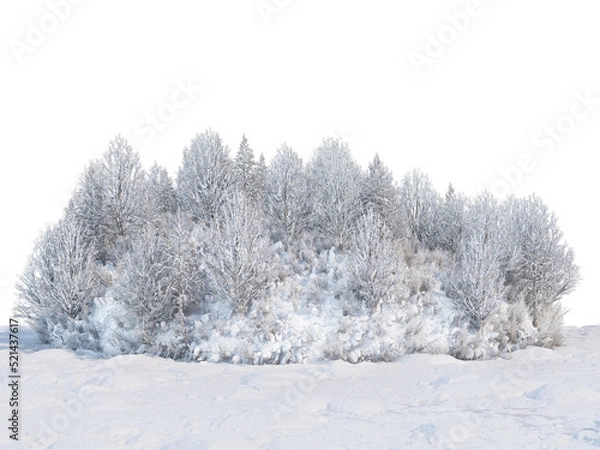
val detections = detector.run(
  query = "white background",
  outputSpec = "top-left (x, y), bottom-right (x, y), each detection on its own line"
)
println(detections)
top-left (1, 0), bottom-right (598, 325)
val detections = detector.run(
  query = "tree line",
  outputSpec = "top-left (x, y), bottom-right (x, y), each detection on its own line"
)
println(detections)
top-left (15, 130), bottom-right (581, 361)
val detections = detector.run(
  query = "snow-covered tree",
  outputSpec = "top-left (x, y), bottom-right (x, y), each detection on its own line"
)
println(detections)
top-left (441, 184), bottom-right (465, 253)
top-left (114, 213), bottom-right (202, 343)
top-left (446, 193), bottom-right (507, 328)
top-left (347, 210), bottom-right (402, 312)
top-left (448, 237), bottom-right (506, 329)
top-left (144, 163), bottom-right (178, 224)
top-left (360, 154), bottom-right (401, 238)
top-left (200, 193), bottom-right (276, 315)
top-left (68, 160), bottom-right (108, 263)
top-left (234, 134), bottom-right (257, 195)
top-left (176, 129), bottom-right (233, 225)
top-left (233, 135), bottom-right (267, 205)
top-left (398, 169), bottom-right (441, 246)
top-left (14, 128), bottom-right (583, 361)
top-left (426, 184), bottom-right (466, 254)
top-left (68, 138), bottom-right (146, 264)
top-left (15, 216), bottom-right (102, 341)
top-left (503, 195), bottom-right (580, 324)
top-left (101, 136), bottom-right (146, 253)
top-left (254, 152), bottom-right (267, 203)
top-left (307, 138), bottom-right (363, 250)
top-left (265, 144), bottom-right (311, 247)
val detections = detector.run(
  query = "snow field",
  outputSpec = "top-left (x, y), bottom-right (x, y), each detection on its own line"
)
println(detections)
top-left (1, 325), bottom-right (599, 449)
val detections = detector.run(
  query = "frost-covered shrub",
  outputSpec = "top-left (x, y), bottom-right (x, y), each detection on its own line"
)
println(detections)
top-left (303, 247), bottom-right (354, 312)
top-left (152, 322), bottom-right (195, 360)
top-left (401, 293), bottom-right (453, 355)
top-left (185, 284), bottom-right (318, 364)
top-left (189, 314), bottom-right (309, 365)
top-left (401, 248), bottom-right (449, 299)
top-left (284, 233), bottom-right (316, 276)
top-left (41, 318), bottom-right (101, 352)
top-left (534, 302), bottom-right (567, 348)
top-left (320, 295), bottom-right (454, 364)
top-left (322, 313), bottom-right (405, 363)
top-left (451, 300), bottom-right (538, 359)
top-left (88, 297), bottom-right (139, 356)
top-left (486, 300), bottom-right (537, 352)
top-left (450, 318), bottom-right (511, 361)
top-left (398, 272), bottom-right (421, 300)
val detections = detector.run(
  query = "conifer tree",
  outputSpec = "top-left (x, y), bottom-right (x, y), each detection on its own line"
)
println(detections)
top-left (360, 153), bottom-right (400, 238)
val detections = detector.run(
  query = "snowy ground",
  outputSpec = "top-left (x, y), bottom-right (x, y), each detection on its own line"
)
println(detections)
top-left (1, 326), bottom-right (599, 449)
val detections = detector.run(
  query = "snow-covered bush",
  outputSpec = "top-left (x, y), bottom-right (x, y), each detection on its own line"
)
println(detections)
top-left (87, 297), bottom-right (139, 356)
top-left (401, 292), bottom-right (453, 355)
top-left (534, 302), bottom-right (567, 348)
top-left (401, 246), bottom-right (451, 299)
top-left (450, 299), bottom-right (540, 359)
top-left (37, 318), bottom-right (100, 352)
top-left (489, 300), bottom-right (537, 351)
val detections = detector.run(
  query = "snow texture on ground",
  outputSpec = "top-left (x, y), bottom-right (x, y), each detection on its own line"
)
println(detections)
top-left (0, 325), bottom-right (599, 449)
